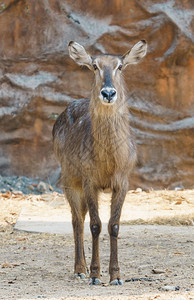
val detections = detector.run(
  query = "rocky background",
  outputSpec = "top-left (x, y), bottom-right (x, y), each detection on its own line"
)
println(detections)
top-left (0, 0), bottom-right (193, 190)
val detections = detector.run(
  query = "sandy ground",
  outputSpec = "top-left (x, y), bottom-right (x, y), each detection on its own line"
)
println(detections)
top-left (0, 189), bottom-right (194, 300)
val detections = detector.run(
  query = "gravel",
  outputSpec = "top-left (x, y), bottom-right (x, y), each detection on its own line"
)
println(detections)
top-left (0, 175), bottom-right (62, 195)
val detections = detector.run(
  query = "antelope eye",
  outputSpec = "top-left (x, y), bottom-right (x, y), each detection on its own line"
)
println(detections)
top-left (93, 64), bottom-right (98, 70)
top-left (118, 64), bottom-right (123, 70)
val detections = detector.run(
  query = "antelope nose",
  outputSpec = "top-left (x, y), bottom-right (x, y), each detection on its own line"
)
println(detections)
top-left (101, 89), bottom-right (116, 101)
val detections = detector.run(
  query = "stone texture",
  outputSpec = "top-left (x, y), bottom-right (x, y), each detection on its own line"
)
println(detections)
top-left (0, 0), bottom-right (193, 189)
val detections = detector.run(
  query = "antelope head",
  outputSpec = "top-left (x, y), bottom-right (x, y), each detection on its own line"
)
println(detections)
top-left (68, 40), bottom-right (147, 106)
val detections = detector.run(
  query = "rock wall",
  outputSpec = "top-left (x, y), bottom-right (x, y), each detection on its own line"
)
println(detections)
top-left (0, 0), bottom-right (193, 189)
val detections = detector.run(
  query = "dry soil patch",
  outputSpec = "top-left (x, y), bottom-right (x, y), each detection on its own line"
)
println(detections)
top-left (0, 190), bottom-right (193, 299)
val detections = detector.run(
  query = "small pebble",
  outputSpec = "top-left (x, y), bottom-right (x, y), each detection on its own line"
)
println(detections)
top-left (152, 269), bottom-right (166, 274)
top-left (15, 182), bottom-right (22, 188)
top-left (27, 184), bottom-right (34, 191)
top-left (161, 285), bottom-right (180, 291)
top-left (138, 264), bottom-right (150, 274)
top-left (12, 190), bottom-right (23, 196)
top-left (174, 186), bottom-right (184, 191)
top-left (37, 182), bottom-right (50, 194)
top-left (138, 264), bottom-right (150, 270)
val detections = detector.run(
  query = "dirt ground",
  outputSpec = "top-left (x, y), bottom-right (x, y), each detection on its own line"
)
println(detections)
top-left (0, 189), bottom-right (193, 300)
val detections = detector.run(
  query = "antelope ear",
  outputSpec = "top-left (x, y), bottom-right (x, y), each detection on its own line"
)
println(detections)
top-left (123, 40), bottom-right (147, 67)
top-left (68, 41), bottom-right (92, 69)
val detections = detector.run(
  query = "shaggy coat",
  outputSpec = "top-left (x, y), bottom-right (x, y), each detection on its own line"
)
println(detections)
top-left (53, 40), bottom-right (147, 285)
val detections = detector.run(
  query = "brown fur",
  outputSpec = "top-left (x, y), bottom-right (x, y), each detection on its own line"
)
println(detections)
top-left (52, 40), bottom-right (147, 284)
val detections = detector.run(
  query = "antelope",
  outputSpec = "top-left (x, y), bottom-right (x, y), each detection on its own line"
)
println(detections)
top-left (52, 40), bottom-right (147, 285)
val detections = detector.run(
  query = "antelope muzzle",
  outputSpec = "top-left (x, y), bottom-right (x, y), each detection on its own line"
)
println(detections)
top-left (100, 87), bottom-right (117, 104)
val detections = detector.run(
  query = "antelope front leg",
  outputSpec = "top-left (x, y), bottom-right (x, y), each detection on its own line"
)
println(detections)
top-left (64, 187), bottom-right (87, 279)
top-left (89, 216), bottom-right (102, 285)
top-left (108, 187), bottom-right (127, 285)
top-left (72, 215), bottom-right (86, 278)
top-left (83, 181), bottom-right (102, 285)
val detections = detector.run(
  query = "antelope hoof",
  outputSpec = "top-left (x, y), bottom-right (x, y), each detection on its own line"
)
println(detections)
top-left (110, 278), bottom-right (123, 285)
top-left (74, 273), bottom-right (86, 280)
top-left (89, 277), bottom-right (101, 285)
